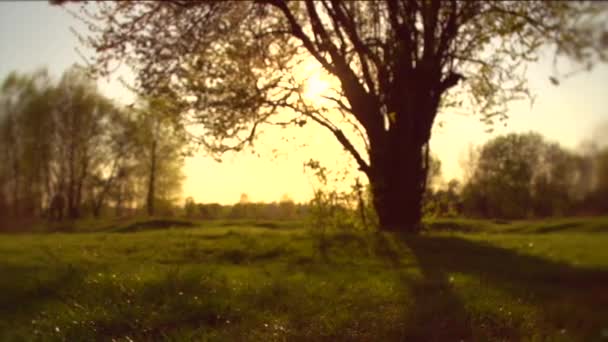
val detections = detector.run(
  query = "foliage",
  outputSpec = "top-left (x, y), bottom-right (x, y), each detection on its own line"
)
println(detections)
top-left (575, 146), bottom-right (608, 214)
top-left (130, 97), bottom-right (188, 216)
top-left (459, 132), bottom-right (606, 219)
top-left (69, 1), bottom-right (608, 153)
top-left (0, 67), bottom-right (188, 225)
top-left (179, 197), bottom-right (310, 222)
top-left (0, 67), bottom-right (125, 219)
top-left (303, 159), bottom-right (376, 232)
top-left (423, 179), bottom-right (462, 218)
top-left (0, 69), bottom-right (54, 217)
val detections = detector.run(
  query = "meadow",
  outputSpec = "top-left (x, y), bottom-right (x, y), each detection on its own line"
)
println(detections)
top-left (1, 217), bottom-right (607, 341)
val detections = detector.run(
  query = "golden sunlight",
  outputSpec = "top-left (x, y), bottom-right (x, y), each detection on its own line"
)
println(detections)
top-left (304, 72), bottom-right (329, 101)
top-left (302, 61), bottom-right (332, 104)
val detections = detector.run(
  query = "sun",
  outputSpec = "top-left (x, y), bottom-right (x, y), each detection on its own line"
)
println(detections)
top-left (300, 60), bottom-right (332, 104)
top-left (303, 71), bottom-right (331, 104)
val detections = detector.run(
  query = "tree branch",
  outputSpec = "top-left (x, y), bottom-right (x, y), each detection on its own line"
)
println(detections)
top-left (263, 0), bottom-right (337, 74)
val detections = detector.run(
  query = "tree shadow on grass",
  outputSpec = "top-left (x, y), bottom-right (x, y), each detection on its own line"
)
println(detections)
top-left (390, 234), bottom-right (608, 341)
top-left (373, 233), bottom-right (472, 341)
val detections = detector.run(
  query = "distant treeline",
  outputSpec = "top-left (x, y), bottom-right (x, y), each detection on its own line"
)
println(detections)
top-left (183, 196), bottom-right (309, 221)
top-left (424, 132), bottom-right (608, 219)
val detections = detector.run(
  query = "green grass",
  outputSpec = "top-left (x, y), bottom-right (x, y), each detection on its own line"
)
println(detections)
top-left (1, 217), bottom-right (607, 341)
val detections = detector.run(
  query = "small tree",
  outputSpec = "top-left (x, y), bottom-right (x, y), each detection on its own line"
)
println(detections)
top-left (278, 194), bottom-right (296, 220)
top-left (130, 97), bottom-right (187, 216)
top-left (184, 196), bottom-right (196, 218)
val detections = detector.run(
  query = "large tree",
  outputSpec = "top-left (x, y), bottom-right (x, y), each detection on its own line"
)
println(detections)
top-left (58, 0), bottom-right (608, 231)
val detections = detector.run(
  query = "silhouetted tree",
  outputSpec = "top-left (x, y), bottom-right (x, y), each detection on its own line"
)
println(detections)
top-left (59, 0), bottom-right (608, 231)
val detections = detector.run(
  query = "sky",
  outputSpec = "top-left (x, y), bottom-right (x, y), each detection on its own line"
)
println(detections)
top-left (1, 2), bottom-right (607, 205)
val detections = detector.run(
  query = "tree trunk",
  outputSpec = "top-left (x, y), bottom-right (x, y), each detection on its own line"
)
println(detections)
top-left (115, 183), bottom-right (124, 217)
top-left (67, 133), bottom-right (78, 219)
top-left (369, 141), bottom-right (426, 233)
top-left (146, 138), bottom-right (157, 216)
top-left (365, 79), bottom-right (438, 233)
top-left (12, 155), bottom-right (19, 217)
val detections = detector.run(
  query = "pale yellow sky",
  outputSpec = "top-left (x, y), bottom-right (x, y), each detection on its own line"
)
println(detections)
top-left (1, 2), bottom-right (607, 205)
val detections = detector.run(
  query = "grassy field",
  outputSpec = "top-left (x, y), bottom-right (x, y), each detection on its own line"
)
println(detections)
top-left (1, 217), bottom-right (607, 341)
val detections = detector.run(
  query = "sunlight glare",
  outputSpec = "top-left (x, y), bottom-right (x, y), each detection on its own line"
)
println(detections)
top-left (302, 65), bottom-right (331, 104)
